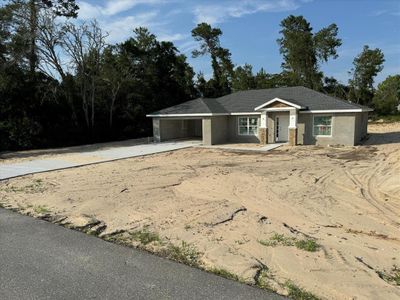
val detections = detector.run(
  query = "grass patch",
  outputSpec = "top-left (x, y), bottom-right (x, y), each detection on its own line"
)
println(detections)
top-left (379, 265), bottom-right (400, 286)
top-left (104, 228), bottom-right (161, 246)
top-left (2, 179), bottom-right (47, 193)
top-left (129, 228), bottom-right (161, 245)
top-left (164, 241), bottom-right (201, 267)
top-left (258, 232), bottom-right (320, 252)
top-left (208, 267), bottom-right (240, 281)
top-left (104, 232), bottom-right (131, 245)
top-left (33, 205), bottom-right (51, 214)
top-left (285, 281), bottom-right (320, 300)
top-left (258, 233), bottom-right (296, 247)
top-left (294, 239), bottom-right (320, 252)
top-left (255, 267), bottom-right (274, 291)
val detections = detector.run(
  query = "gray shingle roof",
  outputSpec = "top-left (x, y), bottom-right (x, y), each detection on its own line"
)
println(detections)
top-left (149, 97), bottom-right (228, 115)
top-left (148, 86), bottom-right (371, 116)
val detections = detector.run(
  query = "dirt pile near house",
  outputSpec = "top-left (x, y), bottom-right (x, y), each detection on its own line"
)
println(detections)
top-left (1, 122), bottom-right (399, 299)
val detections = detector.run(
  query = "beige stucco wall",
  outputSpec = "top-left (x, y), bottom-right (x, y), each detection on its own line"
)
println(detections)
top-left (202, 116), bottom-right (229, 145)
top-left (297, 113), bottom-right (356, 146)
top-left (227, 115), bottom-right (261, 143)
top-left (354, 112), bottom-right (369, 144)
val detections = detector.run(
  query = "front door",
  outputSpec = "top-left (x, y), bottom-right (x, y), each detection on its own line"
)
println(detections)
top-left (275, 114), bottom-right (289, 142)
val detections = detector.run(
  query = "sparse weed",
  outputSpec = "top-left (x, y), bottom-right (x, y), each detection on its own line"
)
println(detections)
top-left (2, 179), bottom-right (47, 193)
top-left (295, 239), bottom-right (320, 252)
top-left (258, 233), bottom-right (295, 247)
top-left (164, 241), bottom-right (201, 267)
top-left (379, 265), bottom-right (400, 286)
top-left (105, 228), bottom-right (161, 246)
top-left (255, 267), bottom-right (273, 291)
top-left (104, 232), bottom-right (131, 245)
top-left (208, 267), bottom-right (240, 281)
top-left (129, 228), bottom-right (161, 245)
top-left (33, 205), bottom-right (51, 214)
top-left (258, 232), bottom-right (320, 252)
top-left (285, 281), bottom-right (320, 300)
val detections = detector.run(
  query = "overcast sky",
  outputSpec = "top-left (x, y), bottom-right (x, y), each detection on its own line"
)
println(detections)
top-left (76, 0), bottom-right (400, 85)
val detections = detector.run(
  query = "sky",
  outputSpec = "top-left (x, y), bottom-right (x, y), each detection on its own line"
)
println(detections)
top-left (76, 0), bottom-right (400, 85)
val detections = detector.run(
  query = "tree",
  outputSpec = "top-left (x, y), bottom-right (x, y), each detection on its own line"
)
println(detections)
top-left (323, 76), bottom-right (348, 99)
top-left (232, 64), bottom-right (256, 91)
top-left (372, 75), bottom-right (400, 114)
top-left (100, 46), bottom-right (130, 128)
top-left (191, 23), bottom-right (234, 97)
top-left (2, 0), bottom-right (78, 76)
top-left (348, 45), bottom-right (385, 105)
top-left (40, 0), bottom-right (79, 17)
top-left (117, 27), bottom-right (196, 136)
top-left (277, 15), bottom-right (341, 90)
top-left (62, 21), bottom-right (108, 132)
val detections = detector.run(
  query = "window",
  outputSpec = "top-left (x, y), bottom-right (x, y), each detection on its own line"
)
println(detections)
top-left (313, 116), bottom-right (332, 136)
top-left (238, 117), bottom-right (259, 135)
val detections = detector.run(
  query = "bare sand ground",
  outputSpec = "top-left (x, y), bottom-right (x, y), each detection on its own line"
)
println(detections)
top-left (1, 123), bottom-right (399, 299)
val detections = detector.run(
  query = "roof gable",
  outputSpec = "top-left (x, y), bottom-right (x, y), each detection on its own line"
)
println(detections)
top-left (254, 97), bottom-right (303, 111)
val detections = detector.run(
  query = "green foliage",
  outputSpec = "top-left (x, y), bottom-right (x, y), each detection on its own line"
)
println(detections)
top-left (285, 281), bottom-right (320, 300)
top-left (208, 267), bottom-right (240, 281)
top-left (258, 233), bottom-right (296, 247)
top-left (255, 267), bottom-right (274, 290)
top-left (40, 0), bottom-right (79, 18)
top-left (232, 64), bottom-right (256, 91)
top-left (371, 114), bottom-right (400, 123)
top-left (165, 241), bottom-right (201, 267)
top-left (348, 45), bottom-right (385, 105)
top-left (277, 15), bottom-right (341, 90)
top-left (191, 23), bottom-right (234, 97)
top-left (129, 228), bottom-right (160, 245)
top-left (378, 265), bottom-right (400, 286)
top-left (258, 233), bottom-right (320, 252)
top-left (33, 205), bottom-right (51, 214)
top-left (2, 179), bottom-right (47, 193)
top-left (373, 75), bottom-right (400, 114)
top-left (323, 76), bottom-right (348, 99)
top-left (0, 6), bottom-right (197, 151)
top-left (294, 239), bottom-right (320, 252)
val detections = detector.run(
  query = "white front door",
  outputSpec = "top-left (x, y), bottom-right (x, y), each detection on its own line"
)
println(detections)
top-left (275, 115), bottom-right (289, 142)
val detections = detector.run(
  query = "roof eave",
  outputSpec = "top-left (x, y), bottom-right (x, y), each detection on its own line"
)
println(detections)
top-left (299, 108), bottom-right (374, 114)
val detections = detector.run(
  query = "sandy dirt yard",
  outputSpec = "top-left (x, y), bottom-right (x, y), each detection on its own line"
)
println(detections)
top-left (1, 122), bottom-right (399, 299)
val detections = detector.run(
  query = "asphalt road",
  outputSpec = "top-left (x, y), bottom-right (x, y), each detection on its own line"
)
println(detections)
top-left (0, 209), bottom-right (285, 300)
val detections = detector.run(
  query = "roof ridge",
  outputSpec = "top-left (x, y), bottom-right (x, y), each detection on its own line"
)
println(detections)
top-left (306, 88), bottom-right (368, 109)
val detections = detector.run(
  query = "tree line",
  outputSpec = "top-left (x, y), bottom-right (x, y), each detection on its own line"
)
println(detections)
top-left (1, 0), bottom-right (399, 151)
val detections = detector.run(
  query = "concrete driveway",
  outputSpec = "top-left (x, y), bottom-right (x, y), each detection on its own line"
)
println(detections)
top-left (0, 140), bottom-right (200, 180)
top-left (0, 209), bottom-right (285, 300)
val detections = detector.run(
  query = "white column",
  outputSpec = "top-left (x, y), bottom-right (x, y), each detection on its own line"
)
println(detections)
top-left (289, 109), bottom-right (298, 129)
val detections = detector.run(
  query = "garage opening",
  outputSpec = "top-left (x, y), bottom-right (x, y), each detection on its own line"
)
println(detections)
top-left (155, 118), bottom-right (202, 142)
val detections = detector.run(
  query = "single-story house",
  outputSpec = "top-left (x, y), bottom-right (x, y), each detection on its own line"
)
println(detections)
top-left (147, 86), bottom-right (372, 146)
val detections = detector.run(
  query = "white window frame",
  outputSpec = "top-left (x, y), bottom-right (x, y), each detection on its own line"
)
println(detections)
top-left (238, 116), bottom-right (259, 136)
top-left (313, 115), bottom-right (333, 137)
